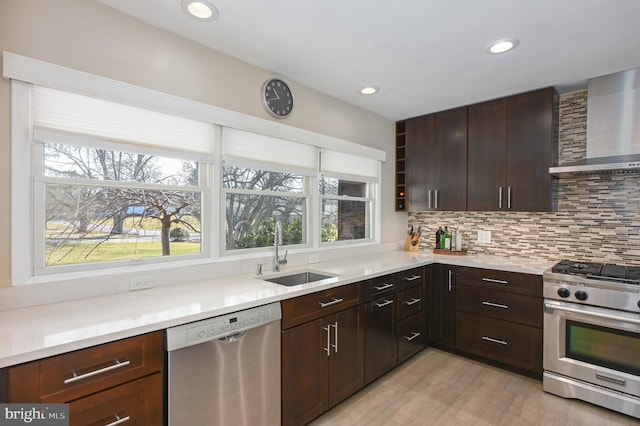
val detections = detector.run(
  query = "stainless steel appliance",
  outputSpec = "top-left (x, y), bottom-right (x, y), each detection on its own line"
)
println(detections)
top-left (543, 260), bottom-right (640, 419)
top-left (166, 302), bottom-right (282, 426)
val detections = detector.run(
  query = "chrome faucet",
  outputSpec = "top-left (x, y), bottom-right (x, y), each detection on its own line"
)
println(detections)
top-left (273, 220), bottom-right (288, 272)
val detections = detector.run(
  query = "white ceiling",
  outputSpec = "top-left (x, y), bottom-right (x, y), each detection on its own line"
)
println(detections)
top-left (96, 0), bottom-right (640, 121)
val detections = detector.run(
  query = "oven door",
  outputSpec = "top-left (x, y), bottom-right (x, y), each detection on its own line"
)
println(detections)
top-left (544, 300), bottom-right (640, 397)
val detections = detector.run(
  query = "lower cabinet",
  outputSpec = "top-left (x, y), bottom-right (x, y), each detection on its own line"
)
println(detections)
top-left (429, 264), bottom-right (457, 348)
top-left (281, 285), bottom-right (364, 426)
top-left (1, 331), bottom-right (164, 426)
top-left (455, 267), bottom-right (543, 376)
top-left (364, 275), bottom-right (397, 384)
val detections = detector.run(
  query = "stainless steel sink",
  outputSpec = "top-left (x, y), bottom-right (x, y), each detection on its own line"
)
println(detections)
top-left (264, 271), bottom-right (334, 286)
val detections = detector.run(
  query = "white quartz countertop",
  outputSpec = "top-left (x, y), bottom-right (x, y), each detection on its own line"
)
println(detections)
top-left (0, 250), bottom-right (553, 368)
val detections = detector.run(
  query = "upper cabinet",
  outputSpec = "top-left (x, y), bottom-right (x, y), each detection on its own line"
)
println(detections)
top-left (405, 106), bottom-right (467, 211)
top-left (468, 87), bottom-right (557, 211)
top-left (401, 87), bottom-right (557, 212)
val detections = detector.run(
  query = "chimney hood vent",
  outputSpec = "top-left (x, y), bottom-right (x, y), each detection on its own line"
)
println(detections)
top-left (550, 68), bottom-right (640, 177)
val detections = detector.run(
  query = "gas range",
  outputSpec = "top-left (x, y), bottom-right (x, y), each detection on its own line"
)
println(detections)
top-left (543, 260), bottom-right (640, 313)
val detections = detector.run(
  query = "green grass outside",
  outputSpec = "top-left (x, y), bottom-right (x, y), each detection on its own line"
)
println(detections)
top-left (46, 240), bottom-right (201, 266)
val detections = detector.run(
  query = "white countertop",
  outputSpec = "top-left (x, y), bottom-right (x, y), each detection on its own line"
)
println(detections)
top-left (0, 250), bottom-right (553, 368)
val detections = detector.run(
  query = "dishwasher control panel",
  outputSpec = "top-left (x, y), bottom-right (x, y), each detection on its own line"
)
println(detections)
top-left (166, 302), bottom-right (282, 350)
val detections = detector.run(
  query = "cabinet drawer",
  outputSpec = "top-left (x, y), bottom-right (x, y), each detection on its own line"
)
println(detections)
top-left (364, 275), bottom-right (396, 302)
top-left (457, 284), bottom-right (542, 327)
top-left (69, 373), bottom-right (162, 426)
top-left (398, 313), bottom-right (425, 363)
top-left (457, 267), bottom-right (542, 297)
top-left (398, 285), bottom-right (423, 319)
top-left (6, 331), bottom-right (163, 403)
top-left (282, 284), bottom-right (360, 329)
top-left (394, 267), bottom-right (424, 290)
top-left (456, 312), bottom-right (542, 373)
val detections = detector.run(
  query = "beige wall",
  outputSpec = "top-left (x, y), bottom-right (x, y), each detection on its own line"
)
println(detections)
top-left (0, 0), bottom-right (402, 288)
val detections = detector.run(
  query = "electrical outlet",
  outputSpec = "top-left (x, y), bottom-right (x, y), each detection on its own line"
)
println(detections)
top-left (130, 275), bottom-right (154, 291)
top-left (477, 230), bottom-right (492, 244)
top-left (308, 254), bottom-right (320, 264)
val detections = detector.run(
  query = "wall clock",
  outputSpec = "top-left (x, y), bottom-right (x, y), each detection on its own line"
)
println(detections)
top-left (262, 78), bottom-right (294, 118)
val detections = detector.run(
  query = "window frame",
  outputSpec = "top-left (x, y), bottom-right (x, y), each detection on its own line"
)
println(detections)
top-left (6, 52), bottom-right (385, 286)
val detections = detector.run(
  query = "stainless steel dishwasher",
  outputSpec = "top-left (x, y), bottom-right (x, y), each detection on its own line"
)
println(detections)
top-left (166, 302), bottom-right (282, 426)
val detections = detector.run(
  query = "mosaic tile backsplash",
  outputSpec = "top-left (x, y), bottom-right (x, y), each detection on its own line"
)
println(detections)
top-left (408, 90), bottom-right (640, 265)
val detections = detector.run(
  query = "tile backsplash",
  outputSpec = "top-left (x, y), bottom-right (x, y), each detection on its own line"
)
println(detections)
top-left (408, 90), bottom-right (640, 265)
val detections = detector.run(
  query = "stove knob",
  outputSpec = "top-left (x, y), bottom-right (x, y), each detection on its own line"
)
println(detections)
top-left (557, 288), bottom-right (571, 298)
top-left (575, 290), bottom-right (588, 301)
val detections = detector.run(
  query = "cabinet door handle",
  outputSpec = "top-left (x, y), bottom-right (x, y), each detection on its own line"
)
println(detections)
top-left (428, 189), bottom-right (432, 209)
top-left (319, 298), bottom-right (344, 308)
top-left (507, 186), bottom-right (512, 209)
top-left (64, 359), bottom-right (131, 384)
top-left (373, 283), bottom-right (394, 291)
top-left (331, 322), bottom-right (338, 354)
top-left (434, 189), bottom-right (439, 209)
top-left (105, 415), bottom-right (131, 426)
top-left (323, 325), bottom-right (331, 356)
top-left (402, 275), bottom-right (421, 282)
top-left (481, 277), bottom-right (508, 285)
top-left (498, 186), bottom-right (503, 209)
top-left (374, 299), bottom-right (394, 308)
top-left (403, 331), bottom-right (421, 341)
top-left (482, 336), bottom-right (507, 345)
top-left (448, 269), bottom-right (453, 292)
top-left (404, 298), bottom-right (421, 306)
top-left (482, 301), bottom-right (508, 309)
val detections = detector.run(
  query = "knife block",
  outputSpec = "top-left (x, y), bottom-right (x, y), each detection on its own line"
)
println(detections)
top-left (404, 235), bottom-right (420, 252)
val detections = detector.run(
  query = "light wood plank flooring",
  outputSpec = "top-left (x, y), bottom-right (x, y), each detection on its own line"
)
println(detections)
top-left (311, 348), bottom-right (638, 426)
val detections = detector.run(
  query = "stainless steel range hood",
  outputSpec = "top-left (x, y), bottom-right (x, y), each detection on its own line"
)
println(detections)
top-left (549, 67), bottom-right (640, 176)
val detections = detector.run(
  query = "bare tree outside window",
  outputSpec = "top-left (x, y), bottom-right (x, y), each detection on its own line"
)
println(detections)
top-left (43, 142), bottom-right (202, 266)
top-left (223, 165), bottom-right (305, 250)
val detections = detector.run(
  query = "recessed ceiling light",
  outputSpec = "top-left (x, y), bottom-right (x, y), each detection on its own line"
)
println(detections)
top-left (181, 0), bottom-right (219, 21)
top-left (486, 39), bottom-right (519, 54)
top-left (359, 86), bottom-right (379, 95)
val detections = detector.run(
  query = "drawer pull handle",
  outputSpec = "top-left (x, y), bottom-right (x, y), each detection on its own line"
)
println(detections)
top-left (373, 283), bottom-right (394, 291)
top-left (481, 301), bottom-right (508, 309)
top-left (404, 298), bottom-right (421, 306)
top-left (319, 298), bottom-right (344, 308)
top-left (482, 336), bottom-right (507, 346)
top-left (105, 415), bottom-right (131, 426)
top-left (404, 332), bottom-right (421, 341)
top-left (374, 299), bottom-right (394, 308)
top-left (402, 275), bottom-right (421, 282)
top-left (481, 277), bottom-right (508, 285)
top-left (64, 359), bottom-right (131, 384)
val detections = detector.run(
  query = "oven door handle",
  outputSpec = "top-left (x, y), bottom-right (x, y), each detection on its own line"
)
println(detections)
top-left (545, 302), bottom-right (640, 326)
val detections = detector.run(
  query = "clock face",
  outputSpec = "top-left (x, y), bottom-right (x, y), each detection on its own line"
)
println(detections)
top-left (262, 79), bottom-right (293, 118)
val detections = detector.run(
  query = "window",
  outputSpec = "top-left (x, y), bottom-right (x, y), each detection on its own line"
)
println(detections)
top-left (223, 165), bottom-right (307, 250)
top-left (222, 128), bottom-right (316, 253)
top-left (29, 85), bottom-right (213, 274)
top-left (320, 149), bottom-right (379, 244)
top-left (7, 52), bottom-right (385, 285)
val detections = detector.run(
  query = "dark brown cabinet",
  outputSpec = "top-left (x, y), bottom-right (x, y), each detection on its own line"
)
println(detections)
top-left (405, 107), bottom-right (467, 211)
top-left (1, 331), bottom-right (164, 426)
top-left (429, 264), bottom-right (457, 348)
top-left (364, 268), bottom-right (427, 384)
top-left (396, 268), bottom-right (426, 362)
top-left (455, 267), bottom-right (543, 376)
top-left (467, 87), bottom-right (558, 211)
top-left (364, 275), bottom-right (397, 384)
top-left (281, 285), bottom-right (364, 426)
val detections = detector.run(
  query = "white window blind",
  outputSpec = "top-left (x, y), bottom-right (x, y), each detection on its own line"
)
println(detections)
top-left (222, 127), bottom-right (318, 175)
top-left (321, 149), bottom-right (380, 181)
top-left (32, 85), bottom-right (214, 161)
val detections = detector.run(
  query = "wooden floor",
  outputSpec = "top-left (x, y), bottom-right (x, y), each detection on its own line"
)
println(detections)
top-left (311, 348), bottom-right (638, 426)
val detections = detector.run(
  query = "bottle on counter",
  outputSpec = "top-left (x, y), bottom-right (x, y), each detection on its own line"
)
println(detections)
top-left (443, 226), bottom-right (452, 250)
top-left (455, 227), bottom-right (462, 251)
top-left (435, 226), bottom-right (443, 249)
